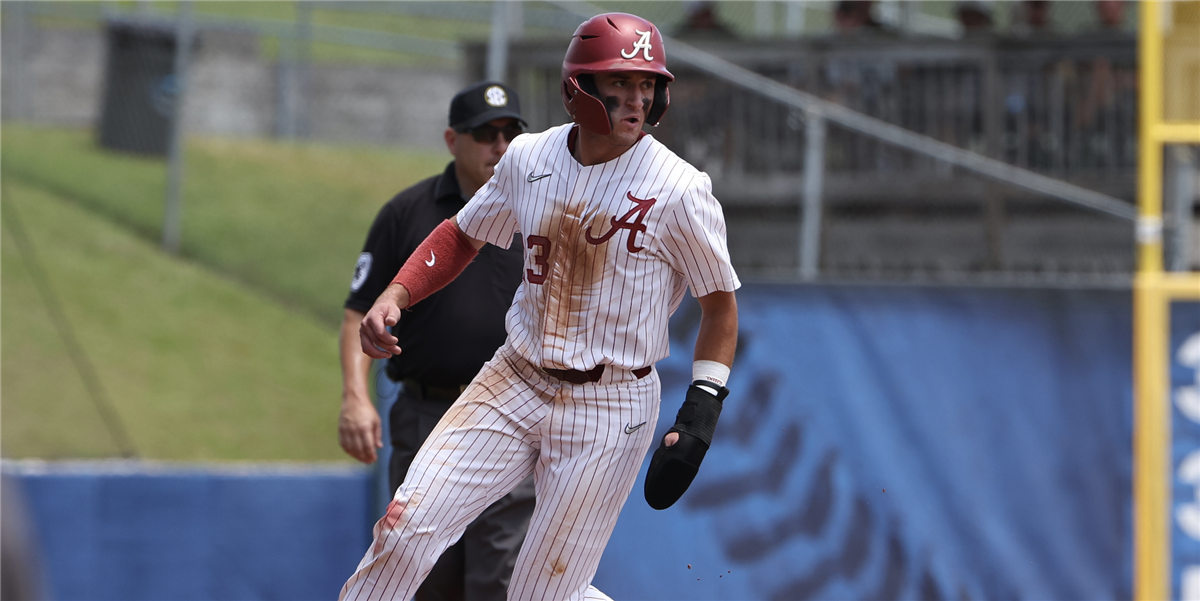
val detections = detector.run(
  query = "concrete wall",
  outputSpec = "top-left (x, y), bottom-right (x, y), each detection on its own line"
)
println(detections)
top-left (1, 24), bottom-right (460, 150)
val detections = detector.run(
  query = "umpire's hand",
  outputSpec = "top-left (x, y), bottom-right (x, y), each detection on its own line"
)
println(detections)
top-left (340, 307), bottom-right (384, 463)
top-left (360, 283), bottom-right (410, 358)
top-left (339, 395), bottom-right (382, 464)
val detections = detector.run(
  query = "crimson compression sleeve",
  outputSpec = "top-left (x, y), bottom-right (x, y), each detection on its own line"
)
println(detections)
top-left (391, 219), bottom-right (479, 307)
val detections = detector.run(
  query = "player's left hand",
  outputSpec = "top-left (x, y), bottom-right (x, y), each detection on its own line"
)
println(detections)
top-left (644, 381), bottom-right (728, 510)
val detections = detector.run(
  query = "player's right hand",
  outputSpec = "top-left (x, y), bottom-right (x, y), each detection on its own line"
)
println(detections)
top-left (359, 285), bottom-right (407, 358)
top-left (338, 394), bottom-right (382, 464)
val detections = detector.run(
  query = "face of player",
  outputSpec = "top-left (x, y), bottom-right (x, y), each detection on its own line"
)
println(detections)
top-left (446, 117), bottom-right (522, 197)
top-left (594, 70), bottom-right (656, 147)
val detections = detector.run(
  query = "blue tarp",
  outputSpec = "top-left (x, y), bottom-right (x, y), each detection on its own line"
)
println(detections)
top-left (8, 284), bottom-right (1153, 600)
top-left (9, 464), bottom-right (371, 601)
top-left (596, 284), bottom-right (1136, 601)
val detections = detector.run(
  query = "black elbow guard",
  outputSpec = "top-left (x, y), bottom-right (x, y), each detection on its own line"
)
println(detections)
top-left (644, 381), bottom-right (728, 510)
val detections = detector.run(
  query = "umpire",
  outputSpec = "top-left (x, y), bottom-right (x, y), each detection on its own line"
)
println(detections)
top-left (338, 81), bottom-right (534, 601)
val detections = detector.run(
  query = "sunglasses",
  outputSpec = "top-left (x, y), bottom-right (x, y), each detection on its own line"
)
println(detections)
top-left (466, 123), bottom-right (524, 144)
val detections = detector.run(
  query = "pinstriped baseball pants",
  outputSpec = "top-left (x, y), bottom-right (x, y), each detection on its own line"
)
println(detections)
top-left (340, 344), bottom-right (660, 601)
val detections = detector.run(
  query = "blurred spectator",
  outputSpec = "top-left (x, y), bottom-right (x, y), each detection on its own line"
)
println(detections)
top-left (1010, 0), bottom-right (1052, 37)
top-left (675, 1), bottom-right (737, 40)
top-left (1095, 0), bottom-right (1126, 30)
top-left (1072, 0), bottom-right (1136, 166)
top-left (957, 1), bottom-right (995, 35)
top-left (1069, 53), bottom-right (1137, 166)
top-left (834, 1), bottom-right (882, 34)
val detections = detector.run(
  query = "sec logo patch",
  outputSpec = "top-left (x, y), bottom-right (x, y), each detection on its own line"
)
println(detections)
top-left (484, 85), bottom-right (508, 107)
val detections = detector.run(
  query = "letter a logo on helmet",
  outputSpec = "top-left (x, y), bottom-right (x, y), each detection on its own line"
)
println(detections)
top-left (561, 13), bottom-right (673, 135)
top-left (620, 30), bottom-right (655, 61)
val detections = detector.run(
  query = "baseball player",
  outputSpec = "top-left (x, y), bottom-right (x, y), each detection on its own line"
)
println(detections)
top-left (339, 81), bottom-right (535, 600)
top-left (342, 12), bottom-right (739, 601)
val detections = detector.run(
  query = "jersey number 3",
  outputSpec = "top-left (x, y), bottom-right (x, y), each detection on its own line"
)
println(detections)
top-left (526, 235), bottom-right (551, 285)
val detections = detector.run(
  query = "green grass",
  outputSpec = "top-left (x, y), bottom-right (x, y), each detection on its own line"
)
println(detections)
top-left (2, 126), bottom-right (449, 326)
top-left (1, 180), bottom-right (340, 460)
top-left (1, 125), bottom-right (449, 460)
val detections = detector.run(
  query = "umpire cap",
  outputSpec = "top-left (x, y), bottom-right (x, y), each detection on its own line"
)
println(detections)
top-left (449, 81), bottom-right (527, 131)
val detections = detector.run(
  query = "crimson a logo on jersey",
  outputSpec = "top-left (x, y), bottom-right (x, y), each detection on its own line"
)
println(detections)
top-left (585, 192), bottom-right (656, 253)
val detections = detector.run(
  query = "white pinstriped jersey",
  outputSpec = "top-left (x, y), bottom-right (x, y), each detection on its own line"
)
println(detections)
top-left (458, 123), bottom-right (740, 373)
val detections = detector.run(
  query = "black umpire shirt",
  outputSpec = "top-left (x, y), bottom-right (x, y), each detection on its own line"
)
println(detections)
top-left (345, 161), bottom-right (524, 388)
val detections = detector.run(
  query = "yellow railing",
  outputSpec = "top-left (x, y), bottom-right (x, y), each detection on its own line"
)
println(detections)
top-left (1134, 2), bottom-right (1200, 600)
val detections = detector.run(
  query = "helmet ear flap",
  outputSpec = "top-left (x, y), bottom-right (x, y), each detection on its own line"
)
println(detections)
top-left (562, 75), bottom-right (614, 135)
top-left (647, 77), bottom-right (670, 127)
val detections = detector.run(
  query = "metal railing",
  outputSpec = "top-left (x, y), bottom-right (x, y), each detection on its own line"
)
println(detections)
top-left (487, 3), bottom-right (1157, 283)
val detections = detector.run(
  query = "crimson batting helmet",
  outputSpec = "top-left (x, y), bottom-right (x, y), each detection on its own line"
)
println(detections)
top-left (561, 13), bottom-right (674, 135)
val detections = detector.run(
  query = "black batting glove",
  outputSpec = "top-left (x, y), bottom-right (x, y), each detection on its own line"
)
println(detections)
top-left (644, 381), bottom-right (728, 510)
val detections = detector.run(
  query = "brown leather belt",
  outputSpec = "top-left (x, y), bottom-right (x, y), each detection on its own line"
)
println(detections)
top-left (401, 379), bottom-right (467, 402)
top-left (541, 365), bottom-right (652, 384)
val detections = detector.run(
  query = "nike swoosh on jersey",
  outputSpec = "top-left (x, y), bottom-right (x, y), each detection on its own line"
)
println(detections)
top-left (425, 251), bottom-right (436, 267)
top-left (624, 421), bottom-right (647, 435)
top-left (527, 172), bottom-right (552, 183)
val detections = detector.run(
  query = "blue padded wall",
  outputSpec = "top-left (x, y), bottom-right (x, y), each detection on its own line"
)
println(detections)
top-left (7, 464), bottom-right (372, 601)
top-left (595, 283), bottom-right (1135, 600)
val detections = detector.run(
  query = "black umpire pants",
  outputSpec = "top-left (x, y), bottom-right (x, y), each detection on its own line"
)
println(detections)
top-left (389, 385), bottom-right (537, 601)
